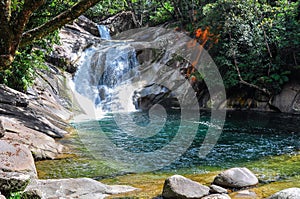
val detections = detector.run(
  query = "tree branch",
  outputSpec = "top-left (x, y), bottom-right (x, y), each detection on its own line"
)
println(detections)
top-left (229, 33), bottom-right (271, 96)
top-left (20, 0), bottom-right (102, 47)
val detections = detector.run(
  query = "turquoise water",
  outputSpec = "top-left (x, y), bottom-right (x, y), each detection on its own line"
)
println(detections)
top-left (71, 110), bottom-right (300, 174)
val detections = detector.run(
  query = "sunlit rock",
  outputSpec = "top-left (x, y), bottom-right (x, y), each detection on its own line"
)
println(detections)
top-left (213, 167), bottom-right (258, 189)
top-left (162, 175), bottom-right (210, 199)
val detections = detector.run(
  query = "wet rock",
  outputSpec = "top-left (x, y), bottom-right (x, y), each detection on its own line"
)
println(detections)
top-left (0, 140), bottom-right (37, 178)
top-left (25, 178), bottom-right (137, 199)
top-left (213, 167), bottom-right (258, 189)
top-left (132, 83), bottom-right (179, 110)
top-left (162, 175), bottom-right (210, 199)
top-left (210, 184), bottom-right (228, 194)
top-left (0, 172), bottom-right (31, 194)
top-left (267, 188), bottom-right (300, 199)
top-left (202, 194), bottom-right (231, 199)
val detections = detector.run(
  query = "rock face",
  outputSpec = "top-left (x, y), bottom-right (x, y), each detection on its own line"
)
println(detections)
top-left (49, 21), bottom-right (101, 74)
top-left (213, 167), bottom-right (258, 189)
top-left (272, 82), bottom-right (300, 113)
top-left (0, 140), bottom-right (37, 178)
top-left (132, 83), bottom-right (179, 110)
top-left (267, 188), bottom-right (300, 199)
top-left (202, 194), bottom-right (231, 199)
top-left (162, 175), bottom-right (210, 199)
top-left (1, 117), bottom-right (64, 160)
top-left (97, 11), bottom-right (136, 35)
top-left (24, 178), bottom-right (137, 199)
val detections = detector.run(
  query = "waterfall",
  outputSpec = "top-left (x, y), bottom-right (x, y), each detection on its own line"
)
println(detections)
top-left (73, 38), bottom-right (140, 116)
top-left (97, 25), bottom-right (111, 40)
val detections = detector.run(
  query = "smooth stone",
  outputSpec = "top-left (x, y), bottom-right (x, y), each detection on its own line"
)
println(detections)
top-left (210, 184), bottom-right (228, 194)
top-left (267, 188), bottom-right (300, 199)
top-left (213, 167), bottom-right (258, 189)
top-left (0, 194), bottom-right (5, 199)
top-left (202, 194), bottom-right (231, 199)
top-left (0, 171), bottom-right (31, 193)
top-left (162, 175), bottom-right (210, 199)
top-left (25, 178), bottom-right (137, 199)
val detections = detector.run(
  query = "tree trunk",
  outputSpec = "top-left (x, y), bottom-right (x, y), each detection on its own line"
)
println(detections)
top-left (0, 0), bottom-right (102, 71)
top-left (21, 0), bottom-right (102, 47)
top-left (0, 0), bottom-right (46, 71)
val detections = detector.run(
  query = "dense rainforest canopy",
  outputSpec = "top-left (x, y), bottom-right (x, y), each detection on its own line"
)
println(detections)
top-left (0, 0), bottom-right (299, 97)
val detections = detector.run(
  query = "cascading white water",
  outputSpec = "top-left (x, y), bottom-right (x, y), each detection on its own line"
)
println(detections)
top-left (97, 25), bottom-right (111, 40)
top-left (72, 25), bottom-right (140, 118)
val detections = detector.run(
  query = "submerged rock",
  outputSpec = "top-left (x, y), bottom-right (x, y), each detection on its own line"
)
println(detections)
top-left (162, 175), bottom-right (210, 199)
top-left (24, 178), bottom-right (137, 199)
top-left (267, 188), bottom-right (300, 199)
top-left (213, 167), bottom-right (258, 189)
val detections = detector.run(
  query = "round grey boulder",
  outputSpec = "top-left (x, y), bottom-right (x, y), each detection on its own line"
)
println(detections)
top-left (267, 188), bottom-right (300, 199)
top-left (162, 175), bottom-right (210, 199)
top-left (213, 167), bottom-right (258, 189)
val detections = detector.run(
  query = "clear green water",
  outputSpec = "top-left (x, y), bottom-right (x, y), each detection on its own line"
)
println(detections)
top-left (37, 111), bottom-right (300, 184)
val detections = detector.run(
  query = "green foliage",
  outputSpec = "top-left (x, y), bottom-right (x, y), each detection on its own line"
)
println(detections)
top-left (0, 48), bottom-right (47, 92)
top-left (149, 2), bottom-right (174, 24)
top-left (8, 192), bottom-right (21, 199)
top-left (199, 0), bottom-right (299, 94)
top-left (85, 0), bottom-right (127, 19)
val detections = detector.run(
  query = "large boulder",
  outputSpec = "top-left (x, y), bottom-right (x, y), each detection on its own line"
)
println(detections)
top-left (162, 175), bottom-right (210, 199)
top-left (267, 188), bottom-right (300, 199)
top-left (272, 82), bottom-right (300, 113)
top-left (24, 178), bottom-right (137, 199)
top-left (0, 140), bottom-right (37, 178)
top-left (213, 167), bottom-right (258, 189)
